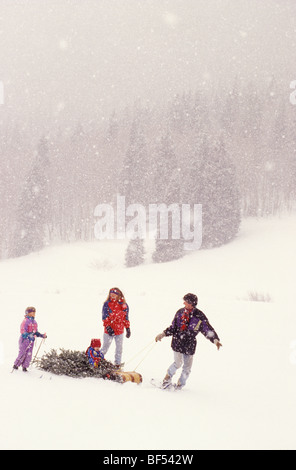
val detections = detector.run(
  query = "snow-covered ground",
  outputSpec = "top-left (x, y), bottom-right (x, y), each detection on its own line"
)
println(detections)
top-left (1, 216), bottom-right (296, 450)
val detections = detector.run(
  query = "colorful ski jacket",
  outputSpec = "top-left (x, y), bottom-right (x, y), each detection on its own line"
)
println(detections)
top-left (86, 346), bottom-right (104, 367)
top-left (20, 315), bottom-right (44, 342)
top-left (164, 307), bottom-right (220, 355)
top-left (102, 300), bottom-right (130, 336)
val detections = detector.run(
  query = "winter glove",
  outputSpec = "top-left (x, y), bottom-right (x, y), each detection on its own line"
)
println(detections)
top-left (22, 332), bottom-right (34, 341)
top-left (126, 328), bottom-right (131, 338)
top-left (214, 339), bottom-right (222, 350)
top-left (106, 326), bottom-right (115, 336)
top-left (155, 332), bottom-right (165, 342)
top-left (35, 331), bottom-right (46, 338)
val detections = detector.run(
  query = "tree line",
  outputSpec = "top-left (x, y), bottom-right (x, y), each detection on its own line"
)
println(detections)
top-left (1, 78), bottom-right (295, 262)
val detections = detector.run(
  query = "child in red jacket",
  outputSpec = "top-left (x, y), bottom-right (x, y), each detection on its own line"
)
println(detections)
top-left (101, 287), bottom-right (131, 367)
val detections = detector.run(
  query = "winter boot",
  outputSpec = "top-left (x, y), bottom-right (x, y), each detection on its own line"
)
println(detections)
top-left (162, 373), bottom-right (172, 389)
top-left (22, 367), bottom-right (28, 372)
top-left (175, 380), bottom-right (184, 390)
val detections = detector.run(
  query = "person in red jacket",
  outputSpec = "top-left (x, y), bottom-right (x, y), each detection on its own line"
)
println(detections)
top-left (101, 287), bottom-right (131, 367)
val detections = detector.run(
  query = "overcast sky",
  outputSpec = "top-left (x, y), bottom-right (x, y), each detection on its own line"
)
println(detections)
top-left (1, 0), bottom-right (296, 131)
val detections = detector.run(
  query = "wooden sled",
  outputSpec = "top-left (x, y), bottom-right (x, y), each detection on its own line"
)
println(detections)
top-left (112, 370), bottom-right (142, 384)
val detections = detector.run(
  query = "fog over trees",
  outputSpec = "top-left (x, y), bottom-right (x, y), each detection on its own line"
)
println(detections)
top-left (1, 0), bottom-right (296, 261)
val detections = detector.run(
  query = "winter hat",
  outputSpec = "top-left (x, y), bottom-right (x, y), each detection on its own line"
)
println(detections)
top-left (25, 306), bottom-right (36, 316)
top-left (110, 288), bottom-right (121, 295)
top-left (90, 338), bottom-right (101, 348)
top-left (183, 293), bottom-right (198, 307)
top-left (107, 287), bottom-right (126, 303)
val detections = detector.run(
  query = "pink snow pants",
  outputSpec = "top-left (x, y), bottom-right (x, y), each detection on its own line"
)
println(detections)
top-left (14, 337), bottom-right (34, 369)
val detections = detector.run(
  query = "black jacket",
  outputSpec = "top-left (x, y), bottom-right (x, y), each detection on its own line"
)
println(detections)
top-left (164, 307), bottom-right (220, 355)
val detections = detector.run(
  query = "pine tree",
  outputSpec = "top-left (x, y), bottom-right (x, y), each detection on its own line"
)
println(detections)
top-left (125, 237), bottom-right (145, 267)
top-left (152, 132), bottom-right (184, 262)
top-left (106, 109), bottom-right (119, 142)
top-left (10, 136), bottom-right (51, 257)
top-left (122, 112), bottom-right (150, 206)
top-left (152, 132), bottom-right (178, 199)
top-left (152, 227), bottom-right (184, 263)
top-left (196, 137), bottom-right (241, 248)
top-left (37, 348), bottom-right (122, 381)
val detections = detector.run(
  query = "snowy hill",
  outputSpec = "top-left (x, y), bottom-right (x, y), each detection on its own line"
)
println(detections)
top-left (1, 216), bottom-right (296, 450)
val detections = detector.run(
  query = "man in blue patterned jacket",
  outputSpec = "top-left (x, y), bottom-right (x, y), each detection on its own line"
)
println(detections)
top-left (155, 293), bottom-right (222, 389)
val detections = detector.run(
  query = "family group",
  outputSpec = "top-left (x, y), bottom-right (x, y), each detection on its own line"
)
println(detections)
top-left (13, 287), bottom-right (222, 389)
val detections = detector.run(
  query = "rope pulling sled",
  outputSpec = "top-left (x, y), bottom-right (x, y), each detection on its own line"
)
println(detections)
top-left (112, 340), bottom-right (156, 384)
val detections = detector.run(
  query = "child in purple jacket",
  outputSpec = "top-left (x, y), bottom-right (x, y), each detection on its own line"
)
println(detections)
top-left (13, 307), bottom-right (47, 371)
top-left (155, 293), bottom-right (222, 389)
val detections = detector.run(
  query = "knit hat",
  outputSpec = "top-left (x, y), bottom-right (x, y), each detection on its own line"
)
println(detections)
top-left (110, 288), bottom-right (121, 295)
top-left (183, 293), bottom-right (198, 307)
top-left (25, 306), bottom-right (36, 316)
top-left (90, 338), bottom-right (101, 348)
